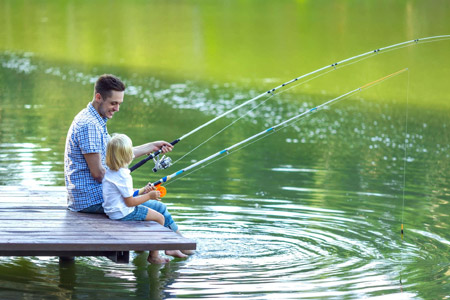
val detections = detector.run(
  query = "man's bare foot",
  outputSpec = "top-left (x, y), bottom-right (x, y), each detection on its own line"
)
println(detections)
top-left (147, 252), bottom-right (170, 264)
top-left (171, 231), bottom-right (194, 256)
top-left (181, 249), bottom-right (195, 255)
top-left (165, 250), bottom-right (188, 258)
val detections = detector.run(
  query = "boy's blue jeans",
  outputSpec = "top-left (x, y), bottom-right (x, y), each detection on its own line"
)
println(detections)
top-left (79, 200), bottom-right (178, 232)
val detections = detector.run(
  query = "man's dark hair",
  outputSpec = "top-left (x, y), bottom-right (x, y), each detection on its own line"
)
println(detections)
top-left (94, 74), bottom-right (126, 99)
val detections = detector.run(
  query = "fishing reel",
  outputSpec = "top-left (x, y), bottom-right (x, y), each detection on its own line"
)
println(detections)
top-left (152, 155), bottom-right (172, 172)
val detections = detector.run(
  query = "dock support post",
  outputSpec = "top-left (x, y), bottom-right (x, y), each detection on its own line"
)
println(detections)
top-left (106, 251), bottom-right (129, 263)
top-left (59, 256), bottom-right (75, 263)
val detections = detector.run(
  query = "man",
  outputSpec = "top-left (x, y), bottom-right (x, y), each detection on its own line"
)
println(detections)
top-left (64, 74), bottom-right (172, 213)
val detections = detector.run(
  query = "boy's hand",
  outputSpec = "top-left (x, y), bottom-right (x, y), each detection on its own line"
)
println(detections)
top-left (142, 182), bottom-right (155, 194)
top-left (148, 190), bottom-right (161, 201)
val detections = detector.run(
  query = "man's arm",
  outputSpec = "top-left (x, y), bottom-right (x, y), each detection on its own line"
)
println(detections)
top-left (83, 153), bottom-right (105, 182)
top-left (133, 141), bottom-right (173, 158)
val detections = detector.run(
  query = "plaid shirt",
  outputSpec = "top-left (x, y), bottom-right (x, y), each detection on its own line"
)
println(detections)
top-left (64, 103), bottom-right (110, 211)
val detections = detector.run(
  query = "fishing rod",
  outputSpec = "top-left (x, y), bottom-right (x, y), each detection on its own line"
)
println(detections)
top-left (129, 35), bottom-right (449, 173)
top-left (151, 68), bottom-right (409, 197)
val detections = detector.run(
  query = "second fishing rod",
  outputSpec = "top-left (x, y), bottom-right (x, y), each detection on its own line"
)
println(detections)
top-left (129, 35), bottom-right (448, 173)
top-left (150, 68), bottom-right (408, 197)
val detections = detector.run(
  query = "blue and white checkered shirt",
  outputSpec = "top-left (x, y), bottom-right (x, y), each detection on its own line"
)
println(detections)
top-left (64, 103), bottom-right (110, 211)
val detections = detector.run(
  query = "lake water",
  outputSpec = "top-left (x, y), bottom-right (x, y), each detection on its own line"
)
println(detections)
top-left (0, 1), bottom-right (449, 299)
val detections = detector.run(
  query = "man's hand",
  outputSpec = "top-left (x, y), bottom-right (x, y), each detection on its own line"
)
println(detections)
top-left (133, 141), bottom-right (173, 158)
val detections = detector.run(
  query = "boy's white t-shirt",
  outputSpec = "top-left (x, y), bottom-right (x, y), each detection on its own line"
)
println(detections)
top-left (102, 168), bottom-right (135, 220)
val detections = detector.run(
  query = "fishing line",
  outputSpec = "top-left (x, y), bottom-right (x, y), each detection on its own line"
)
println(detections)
top-left (399, 68), bottom-right (410, 286)
top-left (130, 35), bottom-right (449, 173)
top-left (164, 153), bottom-right (231, 188)
top-left (154, 69), bottom-right (409, 192)
top-left (401, 70), bottom-right (409, 238)
top-left (231, 68), bottom-right (406, 155)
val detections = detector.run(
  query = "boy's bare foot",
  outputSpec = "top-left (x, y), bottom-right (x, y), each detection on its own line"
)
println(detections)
top-left (165, 250), bottom-right (188, 258)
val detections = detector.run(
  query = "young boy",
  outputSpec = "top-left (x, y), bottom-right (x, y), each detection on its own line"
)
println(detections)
top-left (102, 133), bottom-right (189, 264)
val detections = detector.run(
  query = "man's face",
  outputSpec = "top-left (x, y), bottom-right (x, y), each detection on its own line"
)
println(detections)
top-left (97, 90), bottom-right (124, 119)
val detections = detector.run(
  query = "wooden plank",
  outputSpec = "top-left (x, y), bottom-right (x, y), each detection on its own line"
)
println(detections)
top-left (0, 212), bottom-right (108, 220)
top-left (0, 250), bottom-right (130, 263)
top-left (0, 239), bottom-right (195, 251)
top-left (0, 221), bottom-right (170, 231)
top-left (0, 223), bottom-right (168, 232)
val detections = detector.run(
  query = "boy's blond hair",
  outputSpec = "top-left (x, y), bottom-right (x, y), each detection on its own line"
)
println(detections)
top-left (106, 134), bottom-right (134, 171)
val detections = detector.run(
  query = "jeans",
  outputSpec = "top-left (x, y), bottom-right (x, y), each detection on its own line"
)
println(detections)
top-left (140, 200), bottom-right (179, 232)
top-left (79, 203), bottom-right (104, 214)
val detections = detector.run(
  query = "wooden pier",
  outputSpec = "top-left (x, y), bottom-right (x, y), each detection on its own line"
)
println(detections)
top-left (0, 186), bottom-right (196, 263)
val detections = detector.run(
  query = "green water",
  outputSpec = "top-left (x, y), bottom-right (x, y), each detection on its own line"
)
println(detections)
top-left (0, 0), bottom-right (449, 299)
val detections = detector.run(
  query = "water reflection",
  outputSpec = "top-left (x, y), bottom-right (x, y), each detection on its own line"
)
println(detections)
top-left (0, 143), bottom-right (59, 186)
top-left (0, 254), bottom-right (187, 300)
